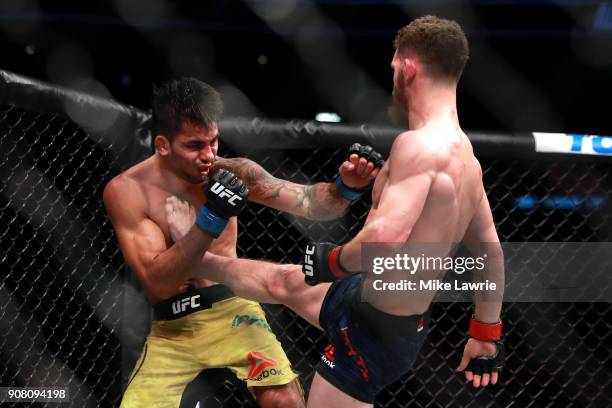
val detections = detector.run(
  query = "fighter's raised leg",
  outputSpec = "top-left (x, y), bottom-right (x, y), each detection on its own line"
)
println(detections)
top-left (166, 194), bottom-right (331, 329)
top-left (200, 253), bottom-right (330, 329)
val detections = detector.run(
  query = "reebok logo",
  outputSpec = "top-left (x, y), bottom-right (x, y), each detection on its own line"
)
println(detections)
top-left (210, 182), bottom-right (243, 206)
top-left (247, 352), bottom-right (277, 380)
top-left (303, 245), bottom-right (315, 276)
top-left (171, 295), bottom-right (200, 315)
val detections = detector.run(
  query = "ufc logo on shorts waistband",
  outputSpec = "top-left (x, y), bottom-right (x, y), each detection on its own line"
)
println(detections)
top-left (171, 295), bottom-right (201, 315)
top-left (210, 182), bottom-right (243, 206)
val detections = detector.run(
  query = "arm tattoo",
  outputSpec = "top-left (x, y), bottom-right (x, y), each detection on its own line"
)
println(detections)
top-left (304, 182), bottom-right (351, 220)
top-left (215, 157), bottom-right (349, 220)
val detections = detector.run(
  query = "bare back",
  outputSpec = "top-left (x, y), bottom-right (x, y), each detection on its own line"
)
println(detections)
top-left (343, 124), bottom-right (487, 316)
top-left (369, 125), bottom-right (482, 248)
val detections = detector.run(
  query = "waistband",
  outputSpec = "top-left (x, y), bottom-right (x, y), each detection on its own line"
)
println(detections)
top-left (153, 285), bottom-right (235, 320)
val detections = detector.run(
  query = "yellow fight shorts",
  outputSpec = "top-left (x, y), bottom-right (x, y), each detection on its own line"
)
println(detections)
top-left (120, 285), bottom-right (298, 408)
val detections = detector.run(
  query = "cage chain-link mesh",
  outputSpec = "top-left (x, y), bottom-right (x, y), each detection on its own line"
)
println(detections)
top-left (1, 105), bottom-right (611, 407)
top-left (0, 105), bottom-right (128, 407)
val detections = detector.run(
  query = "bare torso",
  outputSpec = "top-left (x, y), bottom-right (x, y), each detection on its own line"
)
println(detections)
top-left (117, 156), bottom-right (238, 303)
top-left (358, 123), bottom-right (485, 315)
top-left (370, 123), bottom-right (483, 249)
top-left (108, 149), bottom-right (360, 305)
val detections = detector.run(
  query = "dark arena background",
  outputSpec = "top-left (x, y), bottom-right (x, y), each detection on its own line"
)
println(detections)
top-left (1, 1), bottom-right (612, 407)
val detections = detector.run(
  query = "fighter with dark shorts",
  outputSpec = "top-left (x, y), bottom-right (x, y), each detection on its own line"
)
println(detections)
top-left (316, 273), bottom-right (430, 403)
top-left (165, 16), bottom-right (505, 407)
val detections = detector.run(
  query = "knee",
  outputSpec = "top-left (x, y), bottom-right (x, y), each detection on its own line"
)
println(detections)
top-left (266, 264), bottom-right (303, 304)
top-left (255, 382), bottom-right (305, 408)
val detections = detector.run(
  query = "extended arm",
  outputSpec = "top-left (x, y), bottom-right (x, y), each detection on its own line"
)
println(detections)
top-left (216, 144), bottom-right (382, 221)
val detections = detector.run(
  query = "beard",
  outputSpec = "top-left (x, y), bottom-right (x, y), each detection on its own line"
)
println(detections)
top-left (389, 82), bottom-right (409, 128)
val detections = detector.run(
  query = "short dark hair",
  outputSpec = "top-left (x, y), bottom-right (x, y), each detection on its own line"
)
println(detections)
top-left (151, 77), bottom-right (223, 139)
top-left (394, 15), bottom-right (469, 82)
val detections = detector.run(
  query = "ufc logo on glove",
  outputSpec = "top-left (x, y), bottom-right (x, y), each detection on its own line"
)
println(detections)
top-left (210, 182), bottom-right (244, 206)
top-left (303, 245), bottom-right (316, 277)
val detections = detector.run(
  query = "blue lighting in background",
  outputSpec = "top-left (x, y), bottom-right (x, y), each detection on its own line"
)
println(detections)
top-left (517, 195), bottom-right (537, 209)
top-left (594, 2), bottom-right (612, 32)
top-left (516, 195), bottom-right (606, 210)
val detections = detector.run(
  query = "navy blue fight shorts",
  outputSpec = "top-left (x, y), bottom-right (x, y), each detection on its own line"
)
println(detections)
top-left (317, 273), bottom-right (430, 403)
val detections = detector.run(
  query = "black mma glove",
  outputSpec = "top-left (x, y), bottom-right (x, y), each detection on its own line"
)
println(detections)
top-left (336, 143), bottom-right (385, 201)
top-left (195, 169), bottom-right (249, 238)
top-left (466, 340), bottom-right (505, 376)
top-left (347, 143), bottom-right (385, 169)
top-left (302, 242), bottom-right (351, 286)
top-left (466, 318), bottom-right (504, 376)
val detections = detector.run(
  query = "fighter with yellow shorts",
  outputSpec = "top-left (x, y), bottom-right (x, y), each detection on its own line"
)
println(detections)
top-left (121, 285), bottom-right (298, 407)
top-left (104, 78), bottom-right (381, 407)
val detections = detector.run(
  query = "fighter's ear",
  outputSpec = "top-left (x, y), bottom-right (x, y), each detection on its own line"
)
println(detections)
top-left (155, 135), bottom-right (171, 156)
top-left (402, 57), bottom-right (417, 82)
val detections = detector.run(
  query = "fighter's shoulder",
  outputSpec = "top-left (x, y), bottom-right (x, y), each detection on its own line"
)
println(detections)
top-left (103, 172), bottom-right (146, 217)
top-left (104, 170), bottom-right (142, 197)
top-left (390, 131), bottom-right (438, 168)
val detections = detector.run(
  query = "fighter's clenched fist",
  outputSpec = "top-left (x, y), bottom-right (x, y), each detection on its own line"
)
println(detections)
top-left (196, 169), bottom-right (249, 238)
